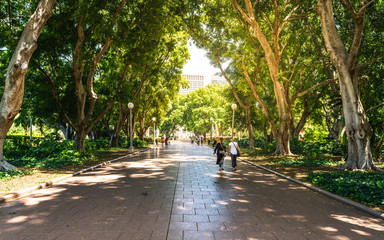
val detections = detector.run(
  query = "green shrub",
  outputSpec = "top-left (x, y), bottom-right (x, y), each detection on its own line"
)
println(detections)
top-left (238, 138), bottom-right (249, 148)
top-left (290, 139), bottom-right (347, 157)
top-left (0, 169), bottom-right (35, 180)
top-left (5, 140), bottom-right (93, 169)
top-left (254, 137), bottom-right (276, 154)
top-left (86, 138), bottom-right (110, 150)
top-left (132, 138), bottom-right (146, 148)
top-left (272, 156), bottom-right (338, 167)
top-left (308, 171), bottom-right (384, 209)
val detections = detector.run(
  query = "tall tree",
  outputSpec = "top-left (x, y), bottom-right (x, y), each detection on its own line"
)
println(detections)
top-left (316, 0), bottom-right (378, 170)
top-left (0, 0), bottom-right (55, 170)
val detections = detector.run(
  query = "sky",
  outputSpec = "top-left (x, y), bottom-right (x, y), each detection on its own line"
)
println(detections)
top-left (182, 42), bottom-right (220, 86)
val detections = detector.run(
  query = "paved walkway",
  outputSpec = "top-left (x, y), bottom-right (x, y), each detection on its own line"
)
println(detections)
top-left (0, 142), bottom-right (383, 240)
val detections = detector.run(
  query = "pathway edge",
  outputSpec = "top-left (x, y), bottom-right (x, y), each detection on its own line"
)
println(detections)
top-left (241, 159), bottom-right (384, 220)
top-left (0, 147), bottom-right (153, 204)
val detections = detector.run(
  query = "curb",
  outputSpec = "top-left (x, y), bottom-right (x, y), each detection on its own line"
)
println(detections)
top-left (0, 147), bottom-right (152, 204)
top-left (241, 159), bottom-right (384, 220)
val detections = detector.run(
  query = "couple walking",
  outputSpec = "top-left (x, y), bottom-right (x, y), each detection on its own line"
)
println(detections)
top-left (213, 138), bottom-right (241, 171)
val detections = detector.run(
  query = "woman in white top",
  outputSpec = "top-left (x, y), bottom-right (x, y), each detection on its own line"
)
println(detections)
top-left (228, 138), bottom-right (241, 171)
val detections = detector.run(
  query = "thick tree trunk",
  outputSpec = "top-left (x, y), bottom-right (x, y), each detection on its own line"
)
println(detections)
top-left (274, 123), bottom-right (291, 155)
top-left (74, 128), bottom-right (87, 153)
top-left (337, 69), bottom-right (375, 170)
top-left (0, 0), bottom-right (55, 170)
top-left (316, 0), bottom-right (376, 170)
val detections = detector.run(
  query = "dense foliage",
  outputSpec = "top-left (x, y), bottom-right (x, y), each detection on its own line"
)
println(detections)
top-left (308, 171), bottom-right (384, 209)
top-left (4, 137), bottom-right (148, 169)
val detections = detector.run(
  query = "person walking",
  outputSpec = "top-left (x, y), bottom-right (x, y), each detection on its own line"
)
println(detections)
top-left (228, 138), bottom-right (241, 171)
top-left (214, 138), bottom-right (226, 171)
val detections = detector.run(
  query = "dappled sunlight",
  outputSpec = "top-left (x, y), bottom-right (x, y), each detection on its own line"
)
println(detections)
top-left (70, 196), bottom-right (84, 200)
top-left (331, 214), bottom-right (384, 231)
top-left (350, 229), bottom-right (372, 236)
top-left (2, 142), bottom-right (384, 239)
top-left (318, 226), bottom-right (338, 232)
top-left (233, 186), bottom-right (245, 191)
top-left (21, 188), bottom-right (66, 206)
top-left (7, 215), bottom-right (28, 224)
top-left (130, 171), bottom-right (165, 178)
top-left (263, 207), bottom-right (277, 213)
top-left (215, 200), bottom-right (229, 205)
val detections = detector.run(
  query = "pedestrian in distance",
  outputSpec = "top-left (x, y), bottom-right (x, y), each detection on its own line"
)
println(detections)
top-left (165, 137), bottom-right (168, 146)
top-left (214, 138), bottom-right (226, 171)
top-left (228, 138), bottom-right (241, 171)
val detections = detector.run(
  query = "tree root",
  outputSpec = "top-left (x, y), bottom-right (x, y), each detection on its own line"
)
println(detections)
top-left (0, 160), bottom-right (17, 170)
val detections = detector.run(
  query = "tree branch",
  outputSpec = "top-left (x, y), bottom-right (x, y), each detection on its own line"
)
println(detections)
top-left (37, 66), bottom-right (78, 131)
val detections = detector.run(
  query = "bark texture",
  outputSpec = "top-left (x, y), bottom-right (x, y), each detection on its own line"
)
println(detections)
top-left (109, 104), bottom-right (128, 147)
top-left (316, 0), bottom-right (376, 170)
top-left (0, 0), bottom-right (56, 170)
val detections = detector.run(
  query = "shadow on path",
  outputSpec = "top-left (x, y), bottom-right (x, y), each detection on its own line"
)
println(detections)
top-left (0, 142), bottom-right (383, 240)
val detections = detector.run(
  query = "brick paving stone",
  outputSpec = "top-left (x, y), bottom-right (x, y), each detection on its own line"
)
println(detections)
top-left (183, 230), bottom-right (214, 240)
top-left (184, 214), bottom-right (209, 223)
top-left (1, 141), bottom-right (384, 240)
top-left (213, 231), bottom-right (247, 240)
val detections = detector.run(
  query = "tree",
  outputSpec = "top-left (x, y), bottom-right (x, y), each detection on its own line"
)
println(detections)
top-left (185, 0), bottom-right (333, 154)
top-left (0, 0), bottom-right (55, 170)
top-left (316, 0), bottom-right (379, 170)
top-left (176, 84), bottom-right (231, 137)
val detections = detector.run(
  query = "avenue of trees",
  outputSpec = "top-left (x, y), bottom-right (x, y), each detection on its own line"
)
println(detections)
top-left (1, 0), bottom-right (384, 172)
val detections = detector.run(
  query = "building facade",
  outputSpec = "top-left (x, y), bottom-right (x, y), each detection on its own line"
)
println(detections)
top-left (180, 75), bottom-right (204, 94)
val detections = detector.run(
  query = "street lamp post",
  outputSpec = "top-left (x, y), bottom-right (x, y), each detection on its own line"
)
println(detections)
top-left (152, 117), bottom-right (156, 145)
top-left (231, 103), bottom-right (237, 139)
top-left (128, 102), bottom-right (134, 152)
top-left (210, 117), bottom-right (213, 142)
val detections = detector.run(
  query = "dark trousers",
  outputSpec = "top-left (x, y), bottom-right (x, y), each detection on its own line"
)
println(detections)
top-left (231, 154), bottom-right (237, 168)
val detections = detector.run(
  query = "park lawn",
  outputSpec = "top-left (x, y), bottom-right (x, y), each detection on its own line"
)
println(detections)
top-left (0, 148), bottom-right (147, 198)
top-left (241, 150), bottom-right (384, 211)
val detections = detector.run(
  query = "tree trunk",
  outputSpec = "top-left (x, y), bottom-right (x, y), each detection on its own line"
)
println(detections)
top-left (138, 117), bottom-right (146, 140)
top-left (109, 104), bottom-right (128, 147)
top-left (231, 0), bottom-right (294, 155)
top-left (74, 128), bottom-right (87, 153)
top-left (327, 105), bottom-right (344, 139)
top-left (244, 106), bottom-right (255, 149)
top-left (316, 0), bottom-right (376, 170)
top-left (0, 0), bottom-right (55, 170)
top-left (338, 69), bottom-right (375, 170)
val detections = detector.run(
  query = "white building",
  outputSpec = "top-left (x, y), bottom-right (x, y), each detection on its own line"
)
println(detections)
top-left (180, 75), bottom-right (204, 94)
